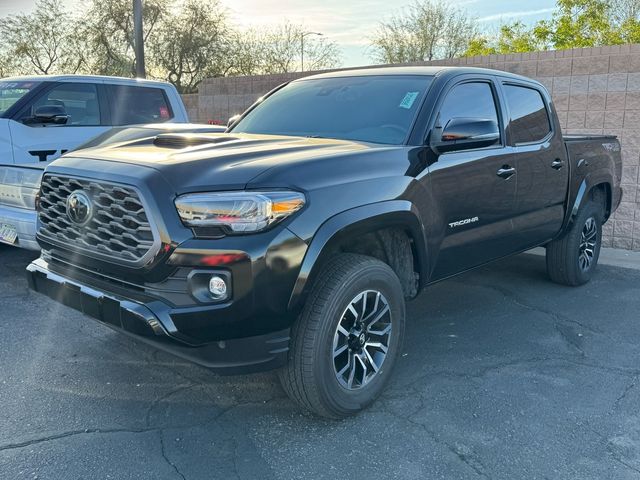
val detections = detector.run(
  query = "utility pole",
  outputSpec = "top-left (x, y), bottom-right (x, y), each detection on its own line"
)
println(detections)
top-left (133, 0), bottom-right (146, 78)
top-left (301, 32), bottom-right (322, 72)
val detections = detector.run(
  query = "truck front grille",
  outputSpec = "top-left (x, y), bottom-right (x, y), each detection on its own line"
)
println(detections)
top-left (38, 174), bottom-right (157, 265)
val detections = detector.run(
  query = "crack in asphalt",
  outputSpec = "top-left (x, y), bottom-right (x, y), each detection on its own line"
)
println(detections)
top-left (586, 426), bottom-right (640, 475)
top-left (557, 358), bottom-right (640, 377)
top-left (444, 278), bottom-right (640, 362)
top-left (159, 431), bottom-right (187, 480)
top-left (145, 383), bottom-right (198, 428)
top-left (152, 397), bottom-right (279, 480)
top-left (613, 377), bottom-right (638, 409)
top-left (449, 279), bottom-right (602, 337)
top-left (0, 427), bottom-right (158, 452)
top-left (608, 451), bottom-right (640, 476)
top-left (379, 399), bottom-right (492, 479)
top-left (391, 355), bottom-right (583, 392)
top-left (213, 397), bottom-right (281, 480)
top-left (230, 436), bottom-right (242, 480)
top-left (554, 323), bottom-right (585, 356)
top-left (0, 397), bottom-right (279, 477)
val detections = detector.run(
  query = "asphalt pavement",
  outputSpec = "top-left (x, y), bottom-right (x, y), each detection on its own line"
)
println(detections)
top-left (1, 244), bottom-right (640, 479)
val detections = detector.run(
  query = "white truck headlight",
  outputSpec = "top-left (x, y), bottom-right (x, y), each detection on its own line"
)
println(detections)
top-left (175, 191), bottom-right (305, 233)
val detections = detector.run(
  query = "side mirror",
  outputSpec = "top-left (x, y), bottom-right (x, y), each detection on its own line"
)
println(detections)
top-left (30, 105), bottom-right (69, 125)
top-left (227, 114), bottom-right (241, 128)
top-left (431, 118), bottom-right (499, 154)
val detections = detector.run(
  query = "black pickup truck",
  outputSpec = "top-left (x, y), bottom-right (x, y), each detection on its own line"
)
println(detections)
top-left (27, 67), bottom-right (622, 418)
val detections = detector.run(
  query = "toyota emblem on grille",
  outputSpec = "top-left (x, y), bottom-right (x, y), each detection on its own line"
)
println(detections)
top-left (66, 190), bottom-right (93, 226)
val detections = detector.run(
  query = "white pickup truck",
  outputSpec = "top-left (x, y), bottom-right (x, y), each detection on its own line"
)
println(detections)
top-left (0, 75), bottom-right (191, 249)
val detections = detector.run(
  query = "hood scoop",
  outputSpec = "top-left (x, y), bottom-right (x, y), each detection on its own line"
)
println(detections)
top-left (153, 133), bottom-right (237, 149)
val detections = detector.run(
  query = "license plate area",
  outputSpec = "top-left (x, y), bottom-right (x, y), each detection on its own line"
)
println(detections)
top-left (0, 223), bottom-right (17, 245)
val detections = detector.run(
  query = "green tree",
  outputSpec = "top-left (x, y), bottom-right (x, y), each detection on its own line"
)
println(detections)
top-left (370, 0), bottom-right (478, 63)
top-left (229, 22), bottom-right (341, 75)
top-left (465, 0), bottom-right (640, 56)
top-left (150, 0), bottom-right (231, 93)
top-left (0, 0), bottom-right (82, 75)
top-left (544, 0), bottom-right (611, 49)
top-left (609, 0), bottom-right (640, 43)
top-left (81, 0), bottom-right (168, 77)
top-left (463, 37), bottom-right (497, 56)
top-left (227, 29), bottom-right (267, 77)
top-left (465, 22), bottom-right (550, 56)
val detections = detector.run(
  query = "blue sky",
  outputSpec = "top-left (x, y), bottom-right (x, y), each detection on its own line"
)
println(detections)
top-left (2, 0), bottom-right (557, 67)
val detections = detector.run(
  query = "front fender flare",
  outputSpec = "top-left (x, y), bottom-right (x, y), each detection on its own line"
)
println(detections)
top-left (287, 200), bottom-right (428, 312)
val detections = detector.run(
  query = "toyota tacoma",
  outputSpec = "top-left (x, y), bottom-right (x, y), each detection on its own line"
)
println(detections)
top-left (26, 67), bottom-right (622, 418)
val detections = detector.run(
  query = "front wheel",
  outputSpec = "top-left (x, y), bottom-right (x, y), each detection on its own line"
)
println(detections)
top-left (546, 200), bottom-right (603, 286)
top-left (279, 254), bottom-right (405, 418)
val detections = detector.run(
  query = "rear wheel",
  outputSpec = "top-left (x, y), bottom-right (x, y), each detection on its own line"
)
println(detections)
top-left (546, 200), bottom-right (603, 286)
top-left (279, 254), bottom-right (405, 418)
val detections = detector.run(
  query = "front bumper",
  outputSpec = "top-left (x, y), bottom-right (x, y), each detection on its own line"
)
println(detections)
top-left (27, 257), bottom-right (290, 375)
top-left (0, 204), bottom-right (38, 250)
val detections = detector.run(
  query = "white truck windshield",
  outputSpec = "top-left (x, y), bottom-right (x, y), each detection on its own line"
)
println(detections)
top-left (0, 81), bottom-right (40, 116)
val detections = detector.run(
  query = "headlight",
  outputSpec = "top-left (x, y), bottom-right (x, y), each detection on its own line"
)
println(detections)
top-left (175, 190), bottom-right (305, 233)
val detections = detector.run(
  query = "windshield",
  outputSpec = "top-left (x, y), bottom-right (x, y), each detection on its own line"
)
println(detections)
top-left (231, 75), bottom-right (433, 145)
top-left (0, 81), bottom-right (40, 116)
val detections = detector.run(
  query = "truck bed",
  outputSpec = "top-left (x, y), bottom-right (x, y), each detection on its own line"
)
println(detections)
top-left (563, 134), bottom-right (623, 220)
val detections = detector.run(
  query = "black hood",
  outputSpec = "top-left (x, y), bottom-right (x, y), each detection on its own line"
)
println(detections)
top-left (55, 133), bottom-right (400, 193)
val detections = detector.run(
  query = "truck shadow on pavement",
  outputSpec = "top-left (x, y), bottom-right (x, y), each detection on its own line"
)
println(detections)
top-left (2, 245), bottom-right (640, 479)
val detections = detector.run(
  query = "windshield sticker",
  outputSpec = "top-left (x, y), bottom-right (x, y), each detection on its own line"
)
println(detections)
top-left (399, 91), bottom-right (419, 109)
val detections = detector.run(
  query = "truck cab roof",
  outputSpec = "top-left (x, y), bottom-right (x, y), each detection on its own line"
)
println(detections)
top-left (299, 66), bottom-right (544, 88)
top-left (0, 74), bottom-right (174, 88)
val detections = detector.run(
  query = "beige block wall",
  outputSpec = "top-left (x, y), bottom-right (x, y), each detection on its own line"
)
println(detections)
top-left (183, 44), bottom-right (640, 251)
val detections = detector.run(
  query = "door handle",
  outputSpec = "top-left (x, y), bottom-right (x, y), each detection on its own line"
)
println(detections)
top-left (551, 159), bottom-right (565, 170)
top-left (496, 165), bottom-right (516, 179)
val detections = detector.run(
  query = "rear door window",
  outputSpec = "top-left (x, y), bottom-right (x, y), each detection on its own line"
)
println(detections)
top-left (108, 85), bottom-right (173, 125)
top-left (503, 84), bottom-right (552, 144)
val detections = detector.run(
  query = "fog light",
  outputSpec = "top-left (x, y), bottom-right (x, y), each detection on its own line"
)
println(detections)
top-left (208, 275), bottom-right (228, 300)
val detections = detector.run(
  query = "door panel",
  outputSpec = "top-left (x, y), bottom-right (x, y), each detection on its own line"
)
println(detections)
top-left (426, 79), bottom-right (518, 280)
top-left (511, 139), bottom-right (568, 243)
top-left (9, 82), bottom-right (109, 164)
top-left (502, 83), bottom-right (569, 246)
top-left (429, 148), bottom-right (517, 279)
top-left (9, 121), bottom-right (108, 164)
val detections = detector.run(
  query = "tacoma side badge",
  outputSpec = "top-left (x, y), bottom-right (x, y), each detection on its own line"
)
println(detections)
top-left (449, 216), bottom-right (479, 228)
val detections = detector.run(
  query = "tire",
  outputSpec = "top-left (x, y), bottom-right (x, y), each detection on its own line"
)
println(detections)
top-left (279, 253), bottom-right (406, 419)
top-left (546, 199), bottom-right (603, 286)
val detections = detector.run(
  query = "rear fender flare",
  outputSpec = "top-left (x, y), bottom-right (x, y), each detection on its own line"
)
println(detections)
top-left (564, 174), bottom-right (612, 232)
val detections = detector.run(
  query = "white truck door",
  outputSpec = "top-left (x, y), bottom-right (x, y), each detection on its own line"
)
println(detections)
top-left (0, 119), bottom-right (13, 164)
top-left (9, 82), bottom-right (109, 164)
